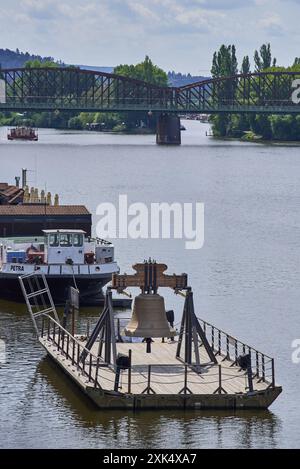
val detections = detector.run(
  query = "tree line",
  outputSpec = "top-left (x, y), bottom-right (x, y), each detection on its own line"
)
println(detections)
top-left (210, 43), bottom-right (300, 141)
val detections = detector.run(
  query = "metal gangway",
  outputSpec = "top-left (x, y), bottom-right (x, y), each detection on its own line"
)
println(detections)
top-left (19, 272), bottom-right (59, 337)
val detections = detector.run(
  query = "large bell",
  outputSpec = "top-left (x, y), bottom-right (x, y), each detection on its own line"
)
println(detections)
top-left (124, 293), bottom-right (176, 338)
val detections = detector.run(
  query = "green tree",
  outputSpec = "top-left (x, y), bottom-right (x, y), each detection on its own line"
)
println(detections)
top-left (241, 56), bottom-right (251, 74)
top-left (25, 59), bottom-right (58, 68)
top-left (254, 43), bottom-right (276, 71)
top-left (114, 56), bottom-right (168, 130)
top-left (210, 45), bottom-right (238, 137)
top-left (115, 55), bottom-right (168, 86)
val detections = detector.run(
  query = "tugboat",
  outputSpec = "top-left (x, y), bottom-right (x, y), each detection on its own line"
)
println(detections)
top-left (7, 126), bottom-right (38, 141)
top-left (0, 229), bottom-right (119, 305)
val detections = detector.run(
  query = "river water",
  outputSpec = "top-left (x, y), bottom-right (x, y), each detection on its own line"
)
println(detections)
top-left (0, 121), bottom-right (299, 448)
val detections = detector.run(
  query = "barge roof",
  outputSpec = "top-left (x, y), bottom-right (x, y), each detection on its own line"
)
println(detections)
top-left (0, 205), bottom-right (90, 216)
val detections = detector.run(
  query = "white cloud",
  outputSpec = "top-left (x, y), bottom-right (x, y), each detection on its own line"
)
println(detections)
top-left (128, 1), bottom-right (159, 21)
top-left (259, 13), bottom-right (284, 36)
top-left (0, 0), bottom-right (299, 73)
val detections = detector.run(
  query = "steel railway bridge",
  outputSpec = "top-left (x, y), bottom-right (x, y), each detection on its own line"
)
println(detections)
top-left (1, 67), bottom-right (300, 143)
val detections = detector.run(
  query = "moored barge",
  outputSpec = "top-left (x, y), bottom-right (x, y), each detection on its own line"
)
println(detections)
top-left (7, 126), bottom-right (38, 141)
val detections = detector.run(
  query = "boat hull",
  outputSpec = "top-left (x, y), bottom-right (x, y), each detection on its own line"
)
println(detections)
top-left (0, 273), bottom-right (111, 306)
top-left (7, 136), bottom-right (38, 141)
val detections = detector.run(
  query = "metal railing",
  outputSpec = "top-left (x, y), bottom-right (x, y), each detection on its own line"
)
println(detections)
top-left (41, 313), bottom-right (275, 395)
top-left (41, 314), bottom-right (107, 389)
top-left (114, 315), bottom-right (275, 388)
top-left (197, 318), bottom-right (275, 387)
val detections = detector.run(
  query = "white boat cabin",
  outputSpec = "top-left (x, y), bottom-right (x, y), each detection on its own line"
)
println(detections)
top-left (45, 229), bottom-right (85, 264)
top-left (0, 229), bottom-right (115, 267)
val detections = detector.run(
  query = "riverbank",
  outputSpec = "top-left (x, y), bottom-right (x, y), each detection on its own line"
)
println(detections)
top-left (209, 130), bottom-right (300, 145)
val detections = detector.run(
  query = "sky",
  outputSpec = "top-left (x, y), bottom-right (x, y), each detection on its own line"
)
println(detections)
top-left (0, 0), bottom-right (300, 75)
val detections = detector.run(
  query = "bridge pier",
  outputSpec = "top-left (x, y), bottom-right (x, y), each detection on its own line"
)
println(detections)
top-left (156, 113), bottom-right (181, 145)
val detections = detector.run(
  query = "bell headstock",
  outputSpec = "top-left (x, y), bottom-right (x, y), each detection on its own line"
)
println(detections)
top-left (112, 259), bottom-right (188, 294)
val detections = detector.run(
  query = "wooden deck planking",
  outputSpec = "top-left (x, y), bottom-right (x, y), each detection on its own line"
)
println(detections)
top-left (42, 336), bottom-right (271, 396)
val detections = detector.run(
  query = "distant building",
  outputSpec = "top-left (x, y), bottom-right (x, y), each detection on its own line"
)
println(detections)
top-left (0, 183), bottom-right (24, 205)
top-left (0, 205), bottom-right (92, 237)
top-left (0, 182), bottom-right (91, 237)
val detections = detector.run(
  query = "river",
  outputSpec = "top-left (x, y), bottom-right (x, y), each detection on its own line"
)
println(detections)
top-left (0, 120), bottom-right (299, 448)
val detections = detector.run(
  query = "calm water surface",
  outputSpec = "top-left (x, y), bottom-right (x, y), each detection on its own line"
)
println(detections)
top-left (0, 121), bottom-right (299, 448)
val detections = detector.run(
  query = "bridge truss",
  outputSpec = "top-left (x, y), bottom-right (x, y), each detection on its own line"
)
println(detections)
top-left (1, 67), bottom-right (300, 114)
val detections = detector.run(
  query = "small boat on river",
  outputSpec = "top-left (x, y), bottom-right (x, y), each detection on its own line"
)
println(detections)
top-left (7, 126), bottom-right (38, 141)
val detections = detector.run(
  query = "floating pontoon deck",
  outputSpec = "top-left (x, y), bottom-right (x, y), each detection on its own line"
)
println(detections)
top-left (19, 262), bottom-right (282, 410)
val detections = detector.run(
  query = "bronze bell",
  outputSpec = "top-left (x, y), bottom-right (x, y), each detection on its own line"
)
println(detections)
top-left (124, 293), bottom-right (176, 338)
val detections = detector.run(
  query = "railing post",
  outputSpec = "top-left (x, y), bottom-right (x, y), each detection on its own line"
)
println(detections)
top-left (271, 358), bottom-right (275, 388)
top-left (184, 365), bottom-right (188, 395)
top-left (142, 364), bottom-right (155, 394)
top-left (213, 365), bottom-right (227, 395)
top-left (77, 343), bottom-right (80, 370)
top-left (62, 329), bottom-right (65, 354)
top-left (147, 365), bottom-right (151, 395)
top-left (218, 365), bottom-right (222, 394)
top-left (226, 335), bottom-right (230, 359)
top-left (41, 316), bottom-right (44, 337)
top-left (262, 355), bottom-right (265, 382)
top-left (218, 330), bottom-right (221, 355)
top-left (88, 354), bottom-right (92, 382)
top-left (211, 326), bottom-right (215, 350)
top-left (128, 349), bottom-right (132, 394)
top-left (53, 322), bottom-right (56, 344)
top-left (94, 357), bottom-right (100, 388)
top-left (47, 318), bottom-right (50, 339)
top-left (235, 339), bottom-right (238, 363)
top-left (179, 365), bottom-right (192, 395)
top-left (72, 338), bottom-right (75, 366)
top-left (67, 334), bottom-right (70, 359)
top-left (57, 328), bottom-right (61, 351)
top-left (117, 319), bottom-right (121, 341)
top-left (256, 351), bottom-right (259, 378)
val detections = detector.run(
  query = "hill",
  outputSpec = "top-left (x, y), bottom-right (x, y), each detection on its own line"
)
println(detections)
top-left (0, 49), bottom-right (209, 87)
top-left (167, 71), bottom-right (209, 87)
top-left (0, 48), bottom-right (62, 69)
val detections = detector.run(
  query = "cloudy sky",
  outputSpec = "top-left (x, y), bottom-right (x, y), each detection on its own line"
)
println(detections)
top-left (0, 0), bottom-right (299, 74)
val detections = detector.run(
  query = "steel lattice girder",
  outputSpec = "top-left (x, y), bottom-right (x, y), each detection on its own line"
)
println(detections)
top-left (1, 68), bottom-right (300, 113)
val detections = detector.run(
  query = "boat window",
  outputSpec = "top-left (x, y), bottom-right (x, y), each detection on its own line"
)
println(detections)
top-left (73, 234), bottom-right (83, 247)
top-left (60, 234), bottom-right (72, 247)
top-left (49, 234), bottom-right (59, 247)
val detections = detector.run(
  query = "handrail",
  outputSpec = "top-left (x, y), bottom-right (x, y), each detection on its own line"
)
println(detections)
top-left (41, 314), bottom-right (275, 394)
top-left (197, 317), bottom-right (273, 360)
top-left (41, 314), bottom-right (110, 389)
top-left (114, 316), bottom-right (275, 387)
top-left (197, 317), bottom-right (274, 385)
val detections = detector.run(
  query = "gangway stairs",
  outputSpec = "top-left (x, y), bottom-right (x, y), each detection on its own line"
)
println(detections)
top-left (19, 272), bottom-right (60, 336)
